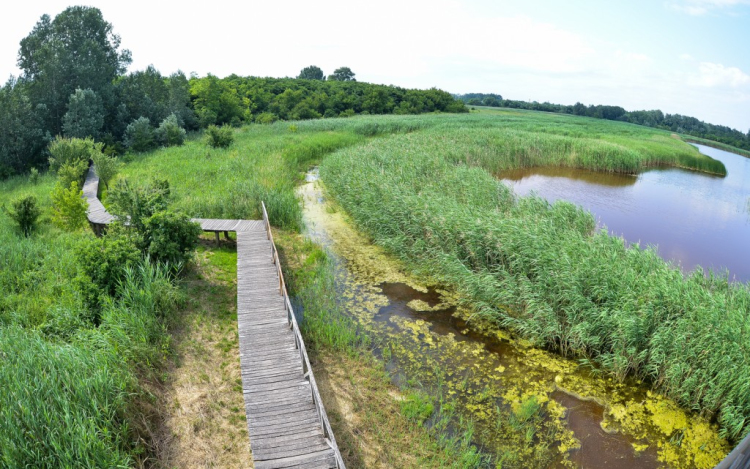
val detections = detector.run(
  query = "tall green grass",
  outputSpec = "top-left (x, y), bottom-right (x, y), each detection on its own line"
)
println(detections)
top-left (321, 127), bottom-right (750, 443)
top-left (1, 168), bottom-right (181, 466)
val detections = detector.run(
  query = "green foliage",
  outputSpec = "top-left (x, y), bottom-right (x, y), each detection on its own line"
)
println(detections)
top-left (320, 112), bottom-right (750, 442)
top-left (156, 113), bottom-right (186, 147)
top-left (56, 159), bottom-right (89, 189)
top-left (62, 88), bottom-right (104, 139)
top-left (142, 210), bottom-right (201, 266)
top-left (328, 66), bottom-right (356, 82)
top-left (75, 231), bottom-right (140, 302)
top-left (0, 78), bottom-right (49, 177)
top-left (255, 112), bottom-right (278, 124)
top-left (123, 116), bottom-right (155, 152)
top-left (204, 124), bottom-right (234, 148)
top-left (108, 177), bottom-right (170, 234)
top-left (297, 65), bottom-right (325, 80)
top-left (18, 6), bottom-right (131, 137)
top-left (0, 327), bottom-right (133, 468)
top-left (5, 195), bottom-right (41, 237)
top-left (90, 151), bottom-right (121, 190)
top-left (28, 168), bottom-right (39, 184)
top-left (400, 391), bottom-right (435, 424)
top-left (48, 136), bottom-right (102, 173)
top-left (51, 181), bottom-right (87, 231)
top-left (189, 74), bottom-right (243, 127)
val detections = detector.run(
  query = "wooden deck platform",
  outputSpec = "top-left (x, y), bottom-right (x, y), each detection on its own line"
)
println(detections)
top-left (82, 165), bottom-right (344, 468)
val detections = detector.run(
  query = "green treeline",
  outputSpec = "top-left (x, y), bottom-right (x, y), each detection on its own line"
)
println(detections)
top-left (455, 94), bottom-right (750, 152)
top-left (0, 6), bottom-right (465, 179)
top-left (321, 119), bottom-right (750, 444)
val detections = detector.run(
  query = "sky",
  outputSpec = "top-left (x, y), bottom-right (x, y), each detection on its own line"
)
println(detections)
top-left (1, 0), bottom-right (748, 132)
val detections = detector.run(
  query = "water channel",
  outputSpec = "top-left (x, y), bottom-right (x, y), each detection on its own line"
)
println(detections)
top-left (298, 158), bottom-right (732, 468)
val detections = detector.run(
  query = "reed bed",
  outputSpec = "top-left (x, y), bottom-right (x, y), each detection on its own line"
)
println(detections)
top-left (321, 128), bottom-right (749, 443)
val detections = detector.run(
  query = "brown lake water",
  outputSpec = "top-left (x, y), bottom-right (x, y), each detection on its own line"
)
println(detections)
top-left (501, 144), bottom-right (750, 282)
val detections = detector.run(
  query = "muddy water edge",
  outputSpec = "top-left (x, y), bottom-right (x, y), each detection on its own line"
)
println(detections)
top-left (298, 169), bottom-right (729, 469)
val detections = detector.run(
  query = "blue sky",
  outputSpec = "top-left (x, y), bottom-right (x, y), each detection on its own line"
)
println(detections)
top-left (1, 0), bottom-right (748, 131)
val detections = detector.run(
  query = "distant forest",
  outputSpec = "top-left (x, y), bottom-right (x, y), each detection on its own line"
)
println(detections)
top-left (455, 93), bottom-right (750, 152)
top-left (0, 6), bottom-right (465, 178)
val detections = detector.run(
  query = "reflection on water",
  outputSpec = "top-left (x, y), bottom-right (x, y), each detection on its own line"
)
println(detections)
top-left (501, 144), bottom-right (750, 282)
top-left (503, 167), bottom-right (638, 188)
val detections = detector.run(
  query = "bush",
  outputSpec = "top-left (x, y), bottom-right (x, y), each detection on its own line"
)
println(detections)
top-left (51, 181), bottom-right (88, 231)
top-left (57, 158), bottom-right (89, 189)
top-left (255, 112), bottom-right (278, 124)
top-left (76, 232), bottom-right (140, 307)
top-left (48, 136), bottom-right (102, 173)
top-left (123, 117), bottom-right (155, 152)
top-left (143, 211), bottom-right (201, 266)
top-left (156, 113), bottom-right (186, 147)
top-left (90, 152), bottom-right (121, 190)
top-left (204, 124), bottom-right (234, 148)
top-left (108, 178), bottom-right (170, 235)
top-left (339, 108), bottom-right (355, 118)
top-left (29, 168), bottom-right (39, 184)
top-left (5, 195), bottom-right (41, 237)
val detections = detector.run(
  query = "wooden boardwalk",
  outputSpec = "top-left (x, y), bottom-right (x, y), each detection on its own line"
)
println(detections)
top-left (83, 165), bottom-right (344, 468)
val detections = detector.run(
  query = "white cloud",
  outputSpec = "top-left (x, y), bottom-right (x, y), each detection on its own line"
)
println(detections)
top-left (680, 53), bottom-right (694, 60)
top-left (668, 0), bottom-right (750, 15)
top-left (689, 62), bottom-right (750, 87)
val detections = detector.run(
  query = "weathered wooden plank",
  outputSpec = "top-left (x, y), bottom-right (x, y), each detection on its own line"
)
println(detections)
top-left (254, 440), bottom-right (331, 462)
top-left (252, 449), bottom-right (336, 469)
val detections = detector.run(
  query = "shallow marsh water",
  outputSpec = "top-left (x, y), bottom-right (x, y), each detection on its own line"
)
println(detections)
top-left (501, 144), bottom-right (750, 282)
top-left (298, 168), bottom-right (729, 468)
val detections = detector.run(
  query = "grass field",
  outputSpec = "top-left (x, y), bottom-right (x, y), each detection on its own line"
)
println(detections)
top-left (0, 109), bottom-right (739, 466)
top-left (320, 113), bottom-right (750, 444)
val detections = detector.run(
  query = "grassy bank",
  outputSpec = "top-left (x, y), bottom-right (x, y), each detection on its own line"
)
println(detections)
top-left (321, 123), bottom-right (750, 444)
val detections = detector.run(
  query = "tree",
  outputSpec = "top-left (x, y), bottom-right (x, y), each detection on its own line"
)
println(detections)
top-left (62, 88), bottom-right (104, 139)
top-left (51, 181), bottom-right (87, 231)
top-left (48, 136), bottom-right (102, 173)
top-left (328, 67), bottom-right (355, 82)
top-left (5, 195), bottom-right (41, 237)
top-left (0, 78), bottom-right (48, 178)
top-left (91, 152), bottom-right (121, 190)
top-left (123, 117), bottom-right (155, 152)
top-left (115, 65), bottom-right (169, 133)
top-left (156, 113), bottom-right (186, 147)
top-left (297, 65), bottom-right (324, 80)
top-left (18, 6), bottom-right (131, 136)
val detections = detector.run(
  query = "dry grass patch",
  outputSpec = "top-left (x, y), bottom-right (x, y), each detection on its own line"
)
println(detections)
top-left (152, 242), bottom-right (253, 469)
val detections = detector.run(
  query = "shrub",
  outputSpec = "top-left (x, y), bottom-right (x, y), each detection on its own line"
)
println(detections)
top-left (29, 168), bottom-right (39, 184)
top-left (156, 113), bottom-right (186, 147)
top-left (51, 181), bottom-right (88, 231)
top-left (143, 211), bottom-right (201, 266)
top-left (57, 158), bottom-right (89, 189)
top-left (204, 124), bottom-right (234, 148)
top-left (5, 195), bottom-right (41, 237)
top-left (76, 231), bottom-right (140, 306)
top-left (123, 117), bottom-right (155, 152)
top-left (48, 136), bottom-right (102, 173)
top-left (90, 152), bottom-right (121, 190)
top-left (108, 178), bottom-right (170, 235)
top-left (255, 112), bottom-right (278, 124)
top-left (340, 109), bottom-right (355, 117)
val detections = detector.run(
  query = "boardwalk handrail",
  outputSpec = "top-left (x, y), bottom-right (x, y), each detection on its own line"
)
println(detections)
top-left (716, 432), bottom-right (750, 469)
top-left (261, 202), bottom-right (346, 469)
